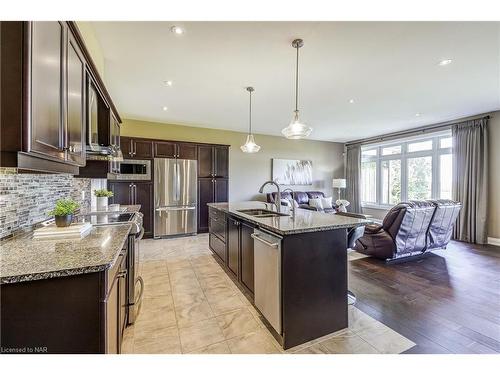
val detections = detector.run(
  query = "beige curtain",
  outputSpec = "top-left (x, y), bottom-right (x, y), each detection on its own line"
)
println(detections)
top-left (345, 145), bottom-right (362, 213)
top-left (452, 118), bottom-right (489, 244)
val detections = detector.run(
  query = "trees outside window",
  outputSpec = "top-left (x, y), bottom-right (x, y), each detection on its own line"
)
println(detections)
top-left (360, 133), bottom-right (451, 207)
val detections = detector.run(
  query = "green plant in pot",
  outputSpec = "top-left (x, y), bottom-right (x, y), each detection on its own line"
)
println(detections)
top-left (49, 199), bottom-right (80, 227)
top-left (94, 189), bottom-right (114, 211)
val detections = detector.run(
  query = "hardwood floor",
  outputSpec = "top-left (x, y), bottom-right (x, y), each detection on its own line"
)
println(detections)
top-left (349, 241), bottom-right (500, 354)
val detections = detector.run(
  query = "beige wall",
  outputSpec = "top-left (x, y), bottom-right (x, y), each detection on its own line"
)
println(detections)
top-left (76, 21), bottom-right (105, 78)
top-left (360, 111), bottom-right (500, 242)
top-left (121, 119), bottom-right (345, 202)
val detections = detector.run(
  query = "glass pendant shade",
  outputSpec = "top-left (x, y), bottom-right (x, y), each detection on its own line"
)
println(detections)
top-left (281, 110), bottom-right (312, 139)
top-left (240, 86), bottom-right (261, 153)
top-left (240, 134), bottom-right (261, 153)
top-left (281, 38), bottom-right (312, 140)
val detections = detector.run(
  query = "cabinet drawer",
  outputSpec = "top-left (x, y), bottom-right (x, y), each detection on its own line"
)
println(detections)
top-left (209, 207), bottom-right (224, 222)
top-left (209, 215), bottom-right (226, 241)
top-left (107, 249), bottom-right (127, 293)
top-left (209, 233), bottom-right (226, 263)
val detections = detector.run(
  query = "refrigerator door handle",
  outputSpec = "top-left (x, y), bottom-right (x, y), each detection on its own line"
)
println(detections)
top-left (176, 160), bottom-right (181, 202)
top-left (156, 206), bottom-right (196, 211)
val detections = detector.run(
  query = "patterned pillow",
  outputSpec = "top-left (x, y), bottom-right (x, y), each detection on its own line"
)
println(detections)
top-left (309, 198), bottom-right (324, 210)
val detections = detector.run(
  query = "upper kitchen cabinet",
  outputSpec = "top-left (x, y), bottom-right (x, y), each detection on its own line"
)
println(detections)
top-left (153, 140), bottom-right (197, 160)
top-left (198, 145), bottom-right (229, 178)
top-left (65, 29), bottom-right (86, 166)
top-left (0, 21), bottom-right (122, 174)
top-left (121, 137), bottom-right (153, 159)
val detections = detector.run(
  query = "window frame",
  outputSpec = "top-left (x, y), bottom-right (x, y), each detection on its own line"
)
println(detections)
top-left (361, 131), bottom-right (452, 209)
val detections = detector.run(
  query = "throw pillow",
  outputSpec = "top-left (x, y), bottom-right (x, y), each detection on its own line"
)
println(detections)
top-left (309, 198), bottom-right (324, 210)
top-left (321, 196), bottom-right (333, 209)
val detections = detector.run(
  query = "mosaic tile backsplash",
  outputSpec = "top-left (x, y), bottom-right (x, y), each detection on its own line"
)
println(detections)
top-left (0, 168), bottom-right (92, 239)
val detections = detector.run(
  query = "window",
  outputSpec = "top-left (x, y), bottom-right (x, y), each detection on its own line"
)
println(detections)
top-left (361, 161), bottom-right (377, 203)
top-left (381, 159), bottom-right (401, 205)
top-left (360, 132), bottom-right (452, 207)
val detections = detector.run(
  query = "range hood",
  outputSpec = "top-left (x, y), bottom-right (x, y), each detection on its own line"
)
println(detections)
top-left (86, 144), bottom-right (123, 162)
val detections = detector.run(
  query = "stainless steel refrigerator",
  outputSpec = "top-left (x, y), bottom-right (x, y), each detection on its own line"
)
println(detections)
top-left (154, 158), bottom-right (197, 237)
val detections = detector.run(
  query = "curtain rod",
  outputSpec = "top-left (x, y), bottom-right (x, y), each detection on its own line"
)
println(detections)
top-left (345, 113), bottom-right (491, 147)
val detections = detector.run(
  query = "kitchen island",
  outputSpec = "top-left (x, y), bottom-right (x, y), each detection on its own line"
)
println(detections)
top-left (207, 201), bottom-right (372, 349)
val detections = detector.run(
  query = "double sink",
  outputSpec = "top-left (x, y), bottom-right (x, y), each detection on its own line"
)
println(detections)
top-left (237, 209), bottom-right (289, 218)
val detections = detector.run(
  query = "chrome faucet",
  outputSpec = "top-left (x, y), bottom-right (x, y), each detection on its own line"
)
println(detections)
top-left (282, 188), bottom-right (296, 220)
top-left (258, 181), bottom-right (281, 213)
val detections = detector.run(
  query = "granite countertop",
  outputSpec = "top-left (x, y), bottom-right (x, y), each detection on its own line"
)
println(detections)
top-left (208, 201), bottom-right (373, 235)
top-left (0, 223), bottom-right (132, 284)
top-left (80, 204), bottom-right (141, 215)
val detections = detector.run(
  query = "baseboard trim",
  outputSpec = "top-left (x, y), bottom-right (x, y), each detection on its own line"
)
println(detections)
top-left (488, 237), bottom-right (500, 247)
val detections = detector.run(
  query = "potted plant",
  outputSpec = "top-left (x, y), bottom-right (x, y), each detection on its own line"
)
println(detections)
top-left (94, 189), bottom-right (114, 211)
top-left (49, 199), bottom-right (80, 227)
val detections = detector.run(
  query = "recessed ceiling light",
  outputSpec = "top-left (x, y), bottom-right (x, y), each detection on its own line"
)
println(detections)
top-left (438, 59), bottom-right (452, 66)
top-left (162, 106), bottom-right (168, 111)
top-left (170, 26), bottom-right (184, 35)
top-left (349, 99), bottom-right (355, 104)
top-left (415, 113), bottom-right (421, 117)
top-left (164, 80), bottom-right (173, 86)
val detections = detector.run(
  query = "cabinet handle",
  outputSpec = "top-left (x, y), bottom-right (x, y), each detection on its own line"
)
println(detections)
top-left (117, 270), bottom-right (127, 278)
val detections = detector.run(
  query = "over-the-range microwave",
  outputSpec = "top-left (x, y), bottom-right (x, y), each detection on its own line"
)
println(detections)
top-left (108, 159), bottom-right (151, 181)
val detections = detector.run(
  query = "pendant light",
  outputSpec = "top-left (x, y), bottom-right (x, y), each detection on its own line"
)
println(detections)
top-left (240, 87), bottom-right (261, 153)
top-left (281, 38), bottom-right (312, 139)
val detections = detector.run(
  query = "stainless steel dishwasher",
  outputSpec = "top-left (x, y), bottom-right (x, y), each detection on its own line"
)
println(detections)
top-left (251, 228), bottom-right (283, 334)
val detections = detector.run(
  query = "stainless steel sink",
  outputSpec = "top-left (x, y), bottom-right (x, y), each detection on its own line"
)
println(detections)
top-left (237, 209), bottom-right (289, 218)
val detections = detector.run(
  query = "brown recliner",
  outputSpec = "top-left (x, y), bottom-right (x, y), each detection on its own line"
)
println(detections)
top-left (353, 201), bottom-right (437, 261)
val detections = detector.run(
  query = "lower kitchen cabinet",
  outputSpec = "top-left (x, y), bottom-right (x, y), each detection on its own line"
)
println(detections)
top-left (208, 210), bottom-right (255, 295)
top-left (227, 218), bottom-right (240, 277)
top-left (108, 181), bottom-right (153, 238)
top-left (0, 248), bottom-right (128, 354)
top-left (240, 221), bottom-right (255, 293)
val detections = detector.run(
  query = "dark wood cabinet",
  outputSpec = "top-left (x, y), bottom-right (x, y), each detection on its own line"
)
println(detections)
top-left (153, 141), bottom-right (197, 159)
top-left (108, 181), bottom-right (153, 238)
top-left (28, 21), bottom-right (66, 163)
top-left (134, 140), bottom-right (153, 158)
top-left (154, 141), bottom-right (177, 158)
top-left (1, 21), bottom-right (121, 174)
top-left (240, 222), bottom-right (255, 293)
top-left (121, 137), bottom-right (153, 159)
top-left (214, 146), bottom-right (229, 178)
top-left (197, 145), bottom-right (229, 178)
top-left (1, 248), bottom-right (128, 354)
top-left (227, 218), bottom-right (240, 276)
top-left (178, 143), bottom-right (197, 160)
top-left (66, 30), bottom-right (86, 166)
top-left (198, 177), bottom-right (229, 233)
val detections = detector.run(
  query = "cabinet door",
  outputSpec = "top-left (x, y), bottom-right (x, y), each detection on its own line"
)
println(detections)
top-left (214, 178), bottom-right (228, 202)
top-left (154, 141), bottom-right (176, 158)
top-left (134, 183), bottom-right (154, 238)
top-left (177, 143), bottom-right (197, 160)
top-left (108, 182), bottom-right (133, 205)
top-left (106, 278), bottom-right (119, 354)
top-left (227, 218), bottom-right (240, 277)
top-left (133, 139), bottom-right (153, 158)
top-left (240, 222), bottom-right (254, 293)
top-left (65, 31), bottom-right (86, 166)
top-left (120, 136), bottom-right (133, 158)
top-left (198, 178), bottom-right (214, 232)
top-left (29, 21), bottom-right (65, 161)
top-left (214, 146), bottom-right (229, 178)
top-left (198, 145), bottom-right (214, 178)
top-left (118, 260), bottom-right (128, 342)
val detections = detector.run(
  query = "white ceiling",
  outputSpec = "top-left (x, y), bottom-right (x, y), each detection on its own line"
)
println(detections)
top-left (91, 21), bottom-right (500, 142)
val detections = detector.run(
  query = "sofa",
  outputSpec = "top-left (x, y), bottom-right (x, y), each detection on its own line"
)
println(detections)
top-left (352, 199), bottom-right (461, 262)
top-left (266, 191), bottom-right (336, 213)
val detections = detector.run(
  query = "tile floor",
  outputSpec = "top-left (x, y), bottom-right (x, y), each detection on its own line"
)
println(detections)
top-left (121, 234), bottom-right (415, 354)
